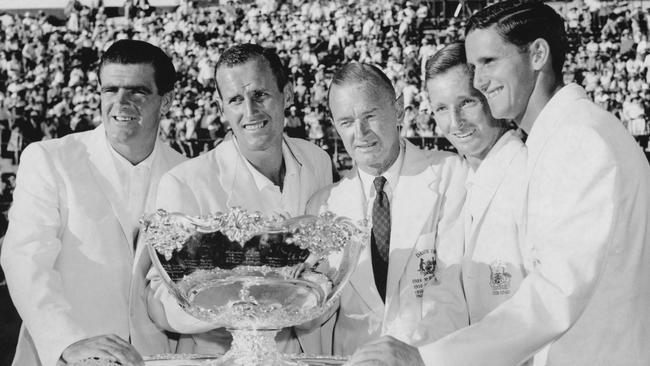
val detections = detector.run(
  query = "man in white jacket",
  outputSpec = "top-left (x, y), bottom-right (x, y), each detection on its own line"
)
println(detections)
top-left (308, 63), bottom-right (468, 356)
top-left (1, 40), bottom-right (186, 366)
top-left (347, 2), bottom-right (650, 365)
top-left (145, 43), bottom-right (333, 356)
top-left (424, 41), bottom-right (528, 329)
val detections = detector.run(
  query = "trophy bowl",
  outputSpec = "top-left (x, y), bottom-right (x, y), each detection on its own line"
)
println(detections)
top-left (141, 208), bottom-right (367, 366)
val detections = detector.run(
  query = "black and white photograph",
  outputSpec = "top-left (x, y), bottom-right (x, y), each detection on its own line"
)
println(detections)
top-left (0, 0), bottom-right (649, 365)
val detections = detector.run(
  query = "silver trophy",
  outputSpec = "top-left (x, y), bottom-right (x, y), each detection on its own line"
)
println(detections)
top-left (141, 208), bottom-right (367, 366)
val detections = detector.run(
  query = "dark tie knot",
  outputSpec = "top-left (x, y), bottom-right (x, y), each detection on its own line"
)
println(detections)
top-left (373, 176), bottom-right (387, 193)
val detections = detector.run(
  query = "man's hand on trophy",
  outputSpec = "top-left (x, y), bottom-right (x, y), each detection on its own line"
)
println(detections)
top-left (60, 334), bottom-right (144, 366)
top-left (344, 335), bottom-right (425, 366)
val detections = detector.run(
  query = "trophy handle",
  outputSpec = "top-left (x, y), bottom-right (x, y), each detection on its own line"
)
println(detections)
top-left (145, 243), bottom-right (191, 308)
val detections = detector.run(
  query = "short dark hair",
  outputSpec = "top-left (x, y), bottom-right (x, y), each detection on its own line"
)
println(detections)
top-left (99, 39), bottom-right (176, 95)
top-left (466, 0), bottom-right (568, 78)
top-left (425, 42), bottom-right (470, 82)
top-left (215, 43), bottom-right (289, 97)
top-left (328, 62), bottom-right (395, 104)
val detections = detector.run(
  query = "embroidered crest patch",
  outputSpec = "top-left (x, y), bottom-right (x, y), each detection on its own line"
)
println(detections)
top-left (489, 261), bottom-right (512, 295)
top-left (412, 249), bottom-right (437, 297)
top-left (418, 256), bottom-right (436, 277)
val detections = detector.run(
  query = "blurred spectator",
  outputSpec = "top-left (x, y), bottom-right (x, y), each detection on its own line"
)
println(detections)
top-left (560, 2), bottom-right (650, 150)
top-left (284, 105), bottom-right (306, 139)
top-left (6, 122), bottom-right (22, 165)
top-left (623, 94), bottom-right (647, 136)
top-left (0, 0), bottom-right (649, 166)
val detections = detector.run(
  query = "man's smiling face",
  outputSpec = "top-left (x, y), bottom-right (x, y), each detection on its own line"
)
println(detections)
top-left (465, 25), bottom-right (536, 124)
top-left (100, 62), bottom-right (169, 149)
top-left (216, 57), bottom-right (289, 155)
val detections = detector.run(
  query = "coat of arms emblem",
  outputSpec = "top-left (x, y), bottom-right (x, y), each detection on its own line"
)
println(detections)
top-left (489, 261), bottom-right (512, 295)
top-left (413, 249), bottom-right (437, 297)
top-left (418, 254), bottom-right (436, 277)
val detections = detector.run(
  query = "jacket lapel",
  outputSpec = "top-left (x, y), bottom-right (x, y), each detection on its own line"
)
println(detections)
top-left (385, 142), bottom-right (438, 304)
top-left (466, 132), bottom-right (524, 253)
top-left (329, 170), bottom-right (385, 317)
top-left (283, 137), bottom-right (306, 216)
top-left (525, 84), bottom-right (584, 183)
top-left (143, 142), bottom-right (167, 215)
top-left (218, 138), bottom-right (260, 209)
top-left (86, 125), bottom-right (133, 253)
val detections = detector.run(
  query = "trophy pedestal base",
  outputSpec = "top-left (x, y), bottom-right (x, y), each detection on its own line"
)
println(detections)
top-left (205, 329), bottom-right (305, 366)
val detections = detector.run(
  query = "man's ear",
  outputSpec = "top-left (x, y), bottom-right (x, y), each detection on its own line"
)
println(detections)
top-left (394, 93), bottom-right (405, 124)
top-left (160, 91), bottom-right (174, 115)
top-left (529, 38), bottom-right (551, 72)
top-left (283, 82), bottom-right (294, 108)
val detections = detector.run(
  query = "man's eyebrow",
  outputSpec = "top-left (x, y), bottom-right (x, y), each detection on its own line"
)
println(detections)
top-left (126, 85), bottom-right (153, 92)
top-left (226, 93), bottom-right (243, 101)
top-left (101, 84), bottom-right (153, 92)
top-left (474, 56), bottom-right (494, 63)
top-left (250, 86), bottom-right (271, 93)
top-left (361, 107), bottom-right (379, 116)
top-left (334, 107), bottom-right (379, 122)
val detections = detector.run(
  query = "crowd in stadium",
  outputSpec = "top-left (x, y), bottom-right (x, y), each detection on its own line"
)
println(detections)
top-left (0, 0), bottom-right (649, 166)
top-left (1, 1), bottom-right (650, 364)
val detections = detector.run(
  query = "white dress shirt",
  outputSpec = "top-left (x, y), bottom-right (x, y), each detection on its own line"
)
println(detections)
top-left (357, 142), bottom-right (405, 222)
top-left (237, 138), bottom-right (302, 217)
top-left (107, 139), bottom-right (156, 243)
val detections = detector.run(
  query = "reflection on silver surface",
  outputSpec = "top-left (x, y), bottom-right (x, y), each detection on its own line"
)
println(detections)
top-left (141, 208), bottom-right (366, 366)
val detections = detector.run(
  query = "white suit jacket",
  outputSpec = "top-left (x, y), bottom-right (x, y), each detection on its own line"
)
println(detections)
top-left (419, 84), bottom-right (650, 365)
top-left (0, 125), bottom-right (186, 366)
top-left (144, 134), bottom-right (333, 355)
top-left (307, 140), bottom-right (468, 356)
top-left (462, 130), bottom-right (527, 324)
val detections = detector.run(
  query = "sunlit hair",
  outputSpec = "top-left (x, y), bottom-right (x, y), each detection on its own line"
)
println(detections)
top-left (99, 39), bottom-right (176, 95)
top-left (465, 0), bottom-right (568, 78)
top-left (328, 62), bottom-right (396, 104)
top-left (425, 42), bottom-right (471, 82)
top-left (215, 43), bottom-right (289, 97)
top-left (425, 42), bottom-right (484, 103)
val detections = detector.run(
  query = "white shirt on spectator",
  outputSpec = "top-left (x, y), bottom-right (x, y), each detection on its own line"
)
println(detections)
top-left (626, 58), bottom-right (644, 75)
top-left (586, 40), bottom-right (599, 55)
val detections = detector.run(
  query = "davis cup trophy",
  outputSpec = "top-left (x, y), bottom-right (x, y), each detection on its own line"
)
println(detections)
top-left (141, 207), bottom-right (367, 366)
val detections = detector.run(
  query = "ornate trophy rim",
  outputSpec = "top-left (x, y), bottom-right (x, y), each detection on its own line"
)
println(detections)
top-left (139, 208), bottom-right (367, 366)
top-left (140, 208), bottom-right (368, 315)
